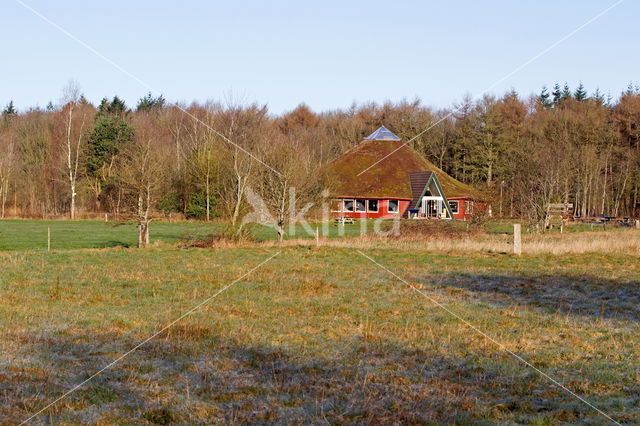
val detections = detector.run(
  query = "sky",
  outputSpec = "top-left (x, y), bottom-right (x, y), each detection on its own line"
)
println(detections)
top-left (1, 0), bottom-right (637, 115)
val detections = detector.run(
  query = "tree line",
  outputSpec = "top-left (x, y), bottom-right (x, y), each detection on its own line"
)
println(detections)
top-left (1, 81), bottom-right (640, 239)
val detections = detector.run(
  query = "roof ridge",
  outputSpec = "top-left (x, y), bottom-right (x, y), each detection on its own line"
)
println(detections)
top-left (364, 125), bottom-right (401, 141)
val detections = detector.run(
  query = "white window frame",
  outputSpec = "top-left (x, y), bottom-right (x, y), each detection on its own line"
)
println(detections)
top-left (449, 200), bottom-right (459, 214)
top-left (367, 199), bottom-right (379, 213)
top-left (331, 199), bottom-right (343, 212)
top-left (343, 199), bottom-right (355, 212)
top-left (355, 199), bottom-right (366, 212)
top-left (388, 199), bottom-right (399, 213)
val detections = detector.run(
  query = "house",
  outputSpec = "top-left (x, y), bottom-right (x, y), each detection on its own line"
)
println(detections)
top-left (326, 126), bottom-right (486, 220)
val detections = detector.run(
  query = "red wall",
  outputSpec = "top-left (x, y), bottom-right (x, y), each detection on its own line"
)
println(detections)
top-left (448, 197), bottom-right (468, 220)
top-left (448, 197), bottom-right (487, 220)
top-left (332, 198), bottom-right (410, 219)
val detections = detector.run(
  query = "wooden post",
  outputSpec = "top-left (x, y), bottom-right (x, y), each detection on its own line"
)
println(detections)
top-left (635, 220), bottom-right (640, 229)
top-left (47, 227), bottom-right (50, 252)
top-left (105, 213), bottom-right (108, 222)
top-left (513, 223), bottom-right (521, 255)
top-left (315, 227), bottom-right (320, 247)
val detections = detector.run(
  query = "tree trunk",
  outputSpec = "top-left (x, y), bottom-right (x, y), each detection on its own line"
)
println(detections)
top-left (70, 182), bottom-right (76, 220)
top-left (137, 222), bottom-right (144, 248)
top-left (0, 178), bottom-right (7, 219)
top-left (277, 222), bottom-right (285, 242)
top-left (205, 173), bottom-right (211, 222)
top-left (601, 158), bottom-right (608, 216)
top-left (144, 221), bottom-right (150, 246)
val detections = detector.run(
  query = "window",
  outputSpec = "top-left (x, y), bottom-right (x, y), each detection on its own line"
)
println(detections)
top-left (388, 199), bottom-right (399, 213)
top-left (355, 199), bottom-right (366, 212)
top-left (367, 199), bottom-right (379, 212)
top-left (449, 200), bottom-right (459, 214)
top-left (330, 199), bottom-right (342, 212)
top-left (344, 199), bottom-right (354, 212)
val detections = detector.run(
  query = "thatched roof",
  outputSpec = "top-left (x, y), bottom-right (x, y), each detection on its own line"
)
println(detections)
top-left (326, 129), bottom-right (484, 200)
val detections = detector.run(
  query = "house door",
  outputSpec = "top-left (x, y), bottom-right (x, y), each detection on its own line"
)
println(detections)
top-left (426, 200), bottom-right (440, 217)
top-left (421, 196), bottom-right (443, 218)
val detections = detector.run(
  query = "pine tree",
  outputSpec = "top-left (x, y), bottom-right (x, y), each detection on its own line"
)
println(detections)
top-left (625, 82), bottom-right (635, 95)
top-left (539, 86), bottom-right (552, 108)
top-left (561, 82), bottom-right (572, 101)
top-left (98, 96), bottom-right (129, 118)
top-left (551, 83), bottom-right (562, 105)
top-left (45, 101), bottom-right (55, 111)
top-left (2, 100), bottom-right (17, 117)
top-left (136, 92), bottom-right (166, 112)
top-left (574, 82), bottom-right (587, 101)
top-left (86, 114), bottom-right (135, 179)
top-left (592, 88), bottom-right (605, 105)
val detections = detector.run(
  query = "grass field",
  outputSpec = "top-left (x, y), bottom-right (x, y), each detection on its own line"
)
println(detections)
top-left (0, 219), bottom-right (372, 251)
top-left (0, 218), bottom-right (617, 252)
top-left (1, 220), bottom-right (639, 423)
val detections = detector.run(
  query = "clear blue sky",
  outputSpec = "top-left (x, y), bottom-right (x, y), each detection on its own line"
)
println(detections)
top-left (1, 0), bottom-right (637, 114)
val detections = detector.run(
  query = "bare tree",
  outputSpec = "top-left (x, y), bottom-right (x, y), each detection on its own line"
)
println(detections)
top-left (59, 81), bottom-right (90, 220)
top-left (184, 109), bottom-right (217, 221)
top-left (0, 127), bottom-right (16, 218)
top-left (118, 116), bottom-right (168, 247)
top-left (253, 129), bottom-right (322, 241)
top-left (210, 103), bottom-right (267, 235)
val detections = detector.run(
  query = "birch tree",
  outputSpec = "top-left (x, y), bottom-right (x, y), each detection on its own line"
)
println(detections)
top-left (59, 81), bottom-right (91, 219)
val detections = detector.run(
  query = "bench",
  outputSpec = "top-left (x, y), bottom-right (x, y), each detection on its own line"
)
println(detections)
top-left (334, 217), bottom-right (354, 225)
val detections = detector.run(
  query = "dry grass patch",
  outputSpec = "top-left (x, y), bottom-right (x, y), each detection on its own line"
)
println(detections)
top-left (275, 228), bottom-right (640, 255)
top-left (1, 247), bottom-right (639, 423)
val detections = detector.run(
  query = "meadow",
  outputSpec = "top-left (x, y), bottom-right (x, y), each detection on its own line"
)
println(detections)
top-left (0, 219), bottom-right (372, 251)
top-left (1, 219), bottom-right (639, 424)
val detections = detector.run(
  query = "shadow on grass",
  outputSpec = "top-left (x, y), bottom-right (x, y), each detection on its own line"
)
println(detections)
top-left (2, 327), bottom-right (630, 424)
top-left (432, 273), bottom-right (640, 322)
top-left (100, 240), bottom-right (131, 248)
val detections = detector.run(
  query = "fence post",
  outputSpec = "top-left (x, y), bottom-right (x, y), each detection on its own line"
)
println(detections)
top-left (636, 220), bottom-right (640, 229)
top-left (315, 227), bottom-right (320, 247)
top-left (513, 223), bottom-right (522, 255)
top-left (47, 227), bottom-right (51, 252)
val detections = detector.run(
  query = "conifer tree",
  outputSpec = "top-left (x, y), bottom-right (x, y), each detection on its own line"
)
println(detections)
top-left (574, 82), bottom-right (587, 101)
top-left (86, 96), bottom-right (135, 207)
top-left (625, 82), bottom-right (635, 95)
top-left (539, 86), bottom-right (552, 108)
top-left (2, 100), bottom-right (17, 117)
top-left (98, 96), bottom-right (128, 118)
top-left (561, 83), bottom-right (572, 101)
top-left (551, 83), bottom-right (562, 105)
top-left (592, 88), bottom-right (605, 105)
top-left (136, 92), bottom-right (166, 112)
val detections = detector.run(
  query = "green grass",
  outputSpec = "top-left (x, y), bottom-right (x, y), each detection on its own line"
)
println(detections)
top-left (1, 218), bottom-right (623, 252)
top-left (1, 243), bottom-right (639, 423)
top-left (0, 219), bottom-right (370, 251)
